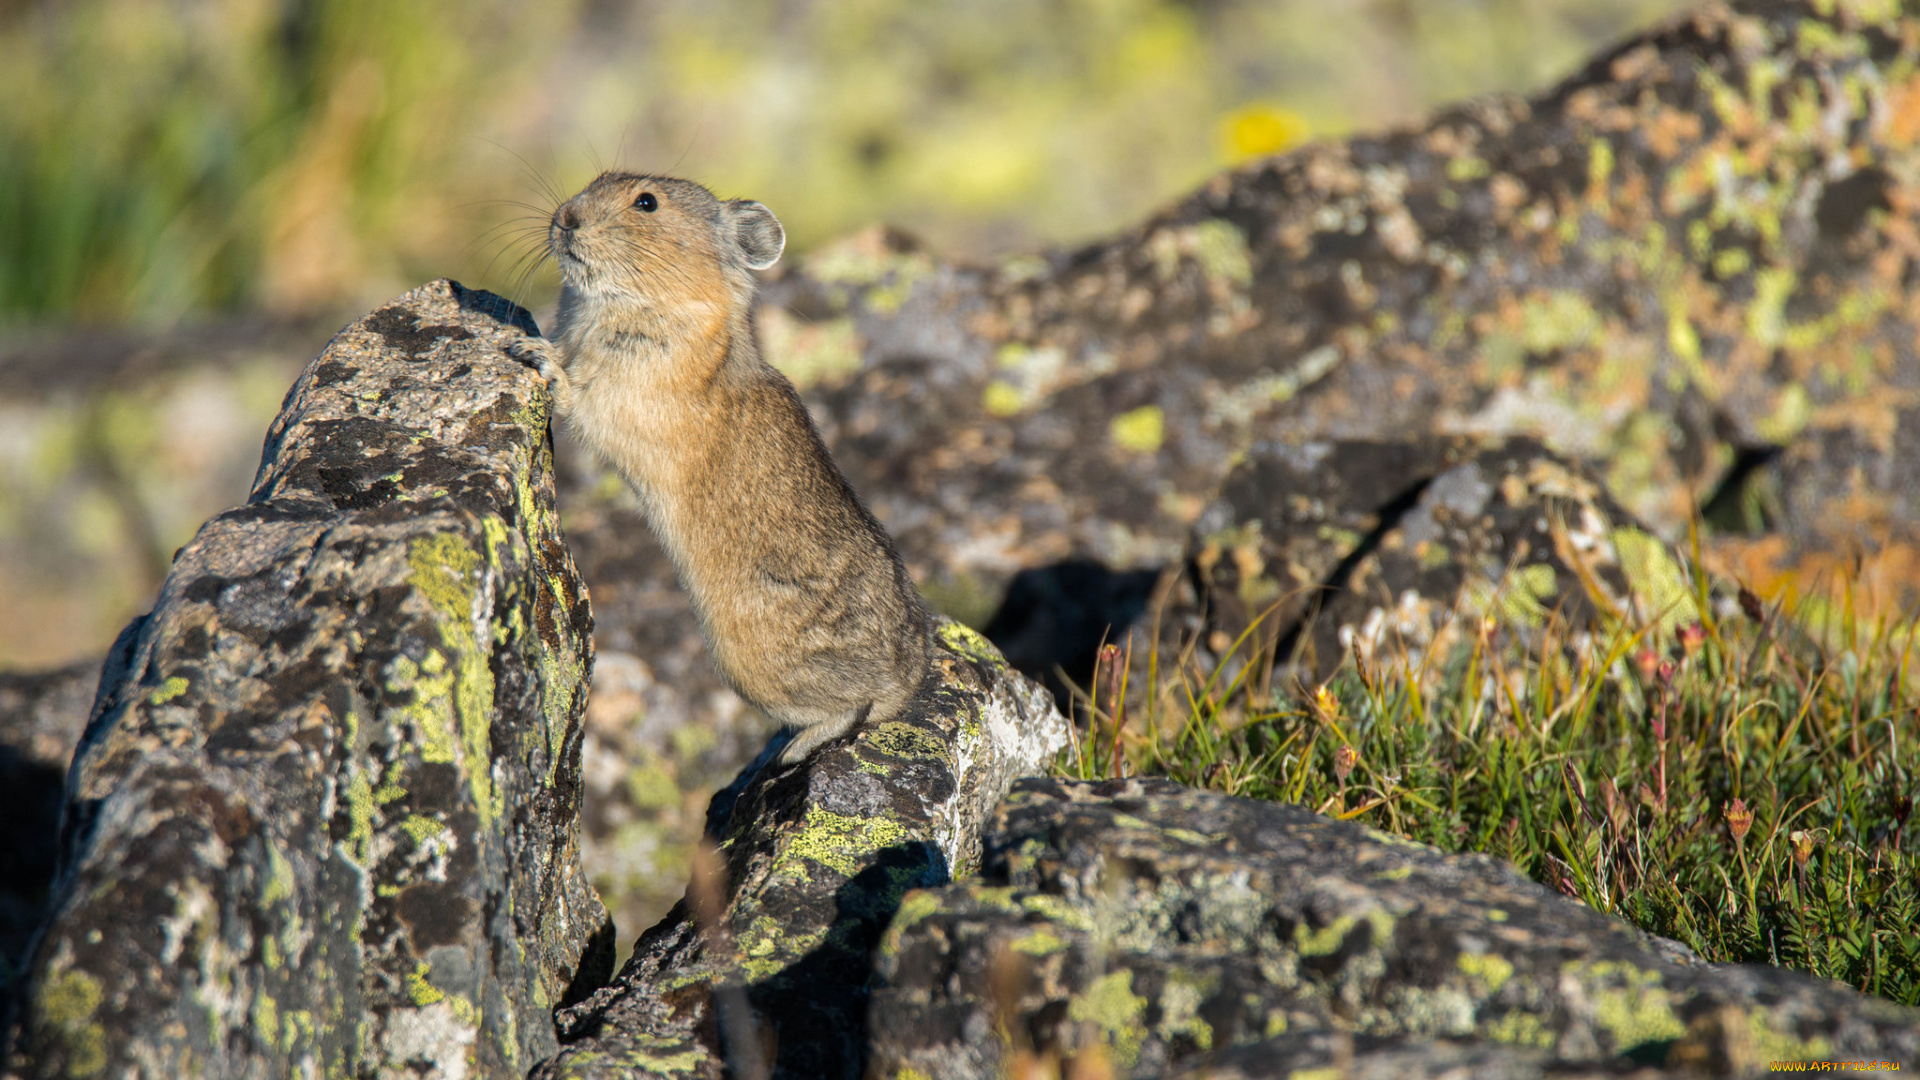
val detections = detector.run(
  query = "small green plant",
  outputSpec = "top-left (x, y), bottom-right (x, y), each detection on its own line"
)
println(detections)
top-left (1057, 552), bottom-right (1920, 1006)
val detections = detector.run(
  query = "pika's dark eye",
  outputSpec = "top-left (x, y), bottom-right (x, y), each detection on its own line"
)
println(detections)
top-left (634, 192), bottom-right (658, 212)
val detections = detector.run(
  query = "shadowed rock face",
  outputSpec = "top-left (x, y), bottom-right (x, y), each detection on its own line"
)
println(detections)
top-left (4, 282), bottom-right (609, 1079)
top-left (0, 662), bottom-right (97, 998)
top-left (869, 778), bottom-right (1920, 1079)
top-left (533, 620), bottom-right (1066, 1080)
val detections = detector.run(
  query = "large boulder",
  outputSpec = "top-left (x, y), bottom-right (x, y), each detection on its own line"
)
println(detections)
top-left (4, 281), bottom-right (609, 1078)
top-left (535, 620), bottom-right (1066, 1080)
top-left (870, 778), bottom-right (1920, 1079)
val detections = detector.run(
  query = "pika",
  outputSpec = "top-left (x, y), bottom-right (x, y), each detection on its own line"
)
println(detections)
top-left (512, 172), bottom-right (932, 764)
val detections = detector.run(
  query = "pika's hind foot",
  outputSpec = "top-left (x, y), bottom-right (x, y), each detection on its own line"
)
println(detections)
top-left (778, 704), bottom-right (873, 765)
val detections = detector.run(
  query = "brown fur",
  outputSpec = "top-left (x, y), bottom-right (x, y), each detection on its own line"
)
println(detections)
top-left (516, 172), bottom-right (931, 763)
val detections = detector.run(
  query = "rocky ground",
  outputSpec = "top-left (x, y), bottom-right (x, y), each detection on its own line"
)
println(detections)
top-left (3, 0), bottom-right (1919, 1074)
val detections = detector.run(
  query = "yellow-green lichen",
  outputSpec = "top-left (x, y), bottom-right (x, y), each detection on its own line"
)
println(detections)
top-left (400, 815), bottom-right (447, 845)
top-left (1164, 827), bottom-right (1221, 846)
top-left (762, 311), bottom-right (863, 389)
top-left (1010, 929), bottom-right (1067, 956)
top-left (1068, 970), bottom-right (1148, 1067)
top-left (1484, 1008), bottom-right (1554, 1048)
top-left (38, 968), bottom-right (107, 1077)
top-left (1744, 1009), bottom-right (1831, 1062)
top-left (1610, 528), bottom-right (1692, 637)
top-left (1192, 219), bottom-right (1253, 287)
top-left (1109, 405), bottom-right (1165, 453)
top-left (781, 807), bottom-right (910, 880)
top-left (1156, 970), bottom-right (1217, 1051)
top-left (405, 963), bottom-right (444, 1006)
top-left (1019, 892), bottom-right (1095, 932)
top-left (937, 620), bottom-right (1000, 666)
top-left (623, 753), bottom-right (681, 811)
top-left (1569, 961), bottom-right (1687, 1054)
top-left (253, 991), bottom-right (279, 1048)
top-left (262, 840), bottom-right (295, 905)
top-left (982, 381), bottom-right (1025, 417)
top-left (405, 533), bottom-right (499, 824)
top-left (1295, 915), bottom-right (1357, 957)
top-left (862, 722), bottom-right (951, 762)
top-left (147, 675), bottom-right (189, 706)
top-left (738, 915), bottom-right (829, 981)
top-left (1457, 951), bottom-right (1514, 993)
top-left (344, 772), bottom-right (376, 864)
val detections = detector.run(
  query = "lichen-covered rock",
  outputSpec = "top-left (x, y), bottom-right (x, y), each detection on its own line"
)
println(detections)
top-left (534, 619), bottom-right (1065, 1080)
top-left (1185, 436), bottom-right (1671, 684)
top-left (0, 661), bottom-right (98, 1000)
top-left (868, 778), bottom-right (1920, 1079)
top-left (747, 0), bottom-right (1920, 619)
top-left (4, 281), bottom-right (610, 1079)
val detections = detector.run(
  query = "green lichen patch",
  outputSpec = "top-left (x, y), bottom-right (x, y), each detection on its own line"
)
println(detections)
top-left (146, 675), bottom-right (188, 705)
top-left (936, 619), bottom-right (1001, 667)
top-left (404, 533), bottom-right (500, 825)
top-left (1067, 970), bottom-right (1148, 1067)
top-left (35, 968), bottom-right (107, 1077)
top-left (863, 721), bottom-right (951, 762)
top-left (780, 806), bottom-right (911, 881)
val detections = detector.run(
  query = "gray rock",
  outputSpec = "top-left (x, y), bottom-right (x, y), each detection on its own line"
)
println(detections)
top-left (1183, 436), bottom-right (1654, 686)
top-left (4, 281), bottom-right (609, 1079)
top-left (869, 778), bottom-right (1920, 1079)
top-left (535, 618), bottom-right (1065, 1080)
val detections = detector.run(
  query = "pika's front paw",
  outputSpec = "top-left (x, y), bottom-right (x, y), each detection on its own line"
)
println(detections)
top-left (507, 336), bottom-right (574, 412)
top-left (506, 337), bottom-right (562, 381)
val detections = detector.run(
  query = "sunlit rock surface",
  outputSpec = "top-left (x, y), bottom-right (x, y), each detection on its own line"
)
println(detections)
top-left (4, 282), bottom-right (609, 1079)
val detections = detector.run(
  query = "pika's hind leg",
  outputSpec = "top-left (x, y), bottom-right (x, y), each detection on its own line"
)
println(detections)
top-left (778, 703), bottom-right (873, 765)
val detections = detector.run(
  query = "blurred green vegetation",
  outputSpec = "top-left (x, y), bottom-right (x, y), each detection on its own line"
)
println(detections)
top-left (0, 0), bottom-right (1691, 326)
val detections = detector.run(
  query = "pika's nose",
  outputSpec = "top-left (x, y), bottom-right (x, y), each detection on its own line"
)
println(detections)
top-left (555, 204), bottom-right (579, 232)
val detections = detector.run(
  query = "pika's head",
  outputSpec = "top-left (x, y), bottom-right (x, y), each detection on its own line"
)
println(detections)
top-left (547, 172), bottom-right (784, 309)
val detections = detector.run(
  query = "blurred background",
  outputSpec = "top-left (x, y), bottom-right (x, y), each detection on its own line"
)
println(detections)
top-left (0, 0), bottom-right (1689, 669)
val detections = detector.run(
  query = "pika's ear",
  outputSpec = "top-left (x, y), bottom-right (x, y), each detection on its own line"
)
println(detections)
top-left (728, 200), bottom-right (785, 271)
